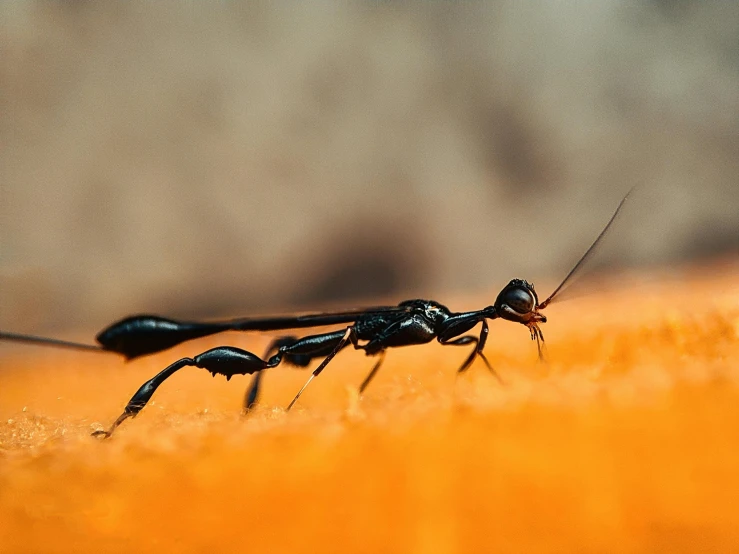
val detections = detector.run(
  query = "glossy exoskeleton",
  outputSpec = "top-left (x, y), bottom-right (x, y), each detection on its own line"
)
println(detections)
top-left (0, 191), bottom-right (631, 437)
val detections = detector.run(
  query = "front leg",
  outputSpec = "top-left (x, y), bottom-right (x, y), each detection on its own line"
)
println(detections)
top-left (438, 321), bottom-right (503, 384)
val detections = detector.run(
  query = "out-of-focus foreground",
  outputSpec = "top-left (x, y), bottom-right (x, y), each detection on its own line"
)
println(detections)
top-left (0, 260), bottom-right (737, 553)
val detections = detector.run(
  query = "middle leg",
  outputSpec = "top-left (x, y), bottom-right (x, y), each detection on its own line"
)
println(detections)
top-left (243, 336), bottom-right (313, 412)
top-left (358, 351), bottom-right (386, 395)
top-left (285, 326), bottom-right (360, 411)
top-left (244, 329), bottom-right (355, 412)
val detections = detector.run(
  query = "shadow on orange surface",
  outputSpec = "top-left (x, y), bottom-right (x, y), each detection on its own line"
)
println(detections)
top-left (1, 262), bottom-right (738, 553)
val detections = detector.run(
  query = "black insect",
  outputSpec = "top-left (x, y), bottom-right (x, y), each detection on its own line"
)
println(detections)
top-left (0, 191), bottom-right (631, 437)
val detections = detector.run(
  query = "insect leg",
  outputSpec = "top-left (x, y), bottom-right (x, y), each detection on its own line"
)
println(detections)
top-left (285, 326), bottom-right (357, 411)
top-left (243, 336), bottom-right (308, 412)
top-left (358, 351), bottom-right (386, 395)
top-left (440, 321), bottom-right (503, 384)
top-left (243, 370), bottom-right (265, 413)
top-left (93, 346), bottom-right (280, 438)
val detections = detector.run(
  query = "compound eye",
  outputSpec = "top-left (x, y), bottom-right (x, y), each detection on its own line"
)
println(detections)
top-left (503, 287), bottom-right (535, 314)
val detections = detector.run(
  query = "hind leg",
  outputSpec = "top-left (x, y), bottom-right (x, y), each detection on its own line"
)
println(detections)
top-left (93, 346), bottom-right (279, 438)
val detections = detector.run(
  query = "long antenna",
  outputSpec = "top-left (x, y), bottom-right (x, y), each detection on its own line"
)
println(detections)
top-left (538, 187), bottom-right (634, 310)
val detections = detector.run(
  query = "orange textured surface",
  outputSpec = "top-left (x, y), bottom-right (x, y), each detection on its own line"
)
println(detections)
top-left (1, 262), bottom-right (738, 553)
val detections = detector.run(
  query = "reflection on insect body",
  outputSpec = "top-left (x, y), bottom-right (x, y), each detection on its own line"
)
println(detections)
top-left (0, 190), bottom-right (632, 437)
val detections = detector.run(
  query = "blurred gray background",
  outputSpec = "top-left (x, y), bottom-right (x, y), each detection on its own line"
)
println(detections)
top-left (1, 1), bottom-right (737, 333)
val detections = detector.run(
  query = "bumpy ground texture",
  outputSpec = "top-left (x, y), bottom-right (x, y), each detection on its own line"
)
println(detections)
top-left (1, 261), bottom-right (737, 554)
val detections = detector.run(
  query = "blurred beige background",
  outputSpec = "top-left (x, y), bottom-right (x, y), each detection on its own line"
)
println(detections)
top-left (1, 2), bottom-right (737, 334)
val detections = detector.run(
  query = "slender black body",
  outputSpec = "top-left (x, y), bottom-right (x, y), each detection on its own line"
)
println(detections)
top-left (0, 191), bottom-right (632, 437)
